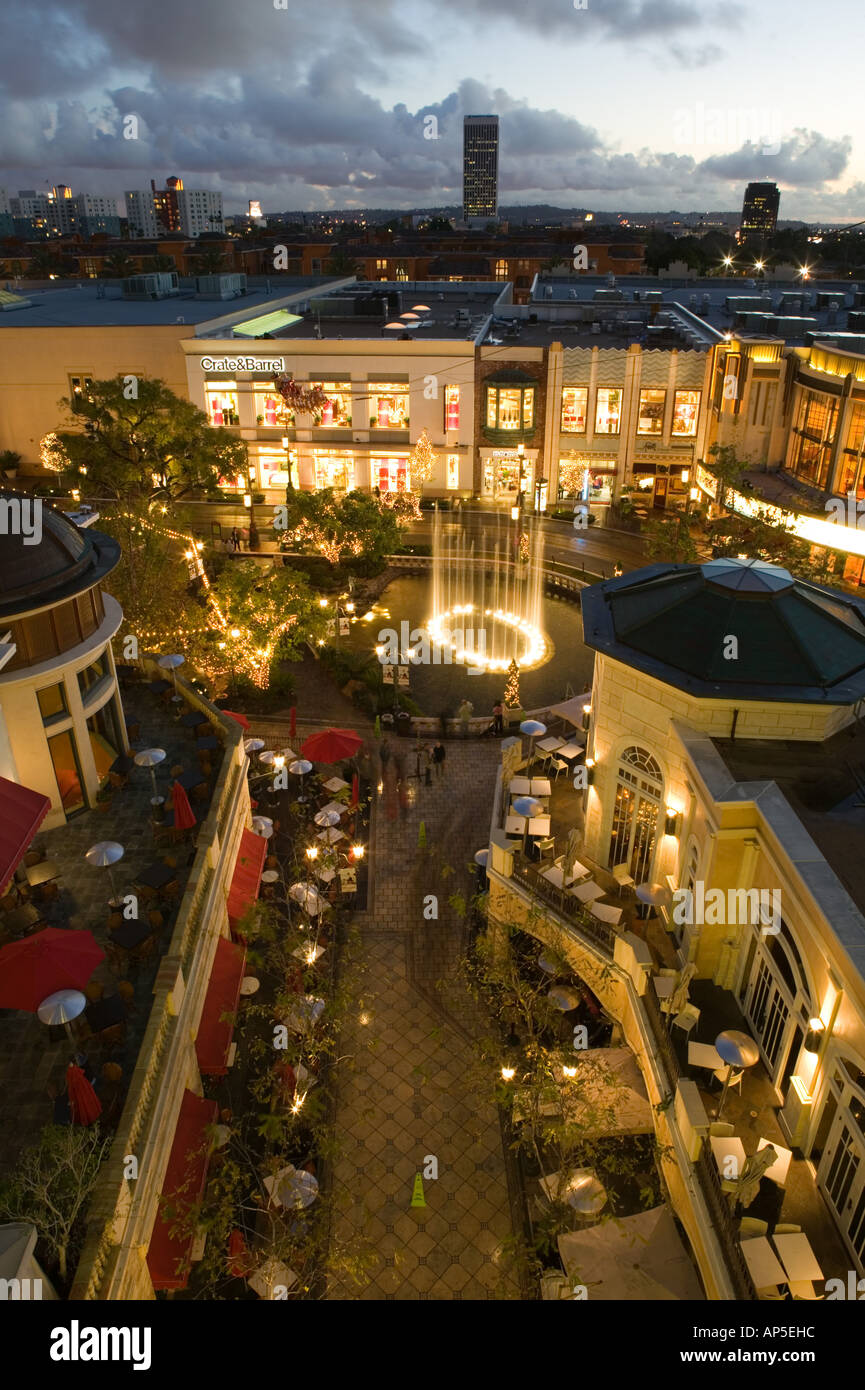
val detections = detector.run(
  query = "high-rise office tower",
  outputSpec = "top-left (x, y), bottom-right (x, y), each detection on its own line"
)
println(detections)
top-left (741, 182), bottom-right (780, 236)
top-left (463, 115), bottom-right (499, 225)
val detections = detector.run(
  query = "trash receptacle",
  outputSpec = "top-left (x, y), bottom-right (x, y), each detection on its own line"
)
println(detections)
top-left (380, 713), bottom-right (395, 732)
top-left (396, 711), bottom-right (412, 738)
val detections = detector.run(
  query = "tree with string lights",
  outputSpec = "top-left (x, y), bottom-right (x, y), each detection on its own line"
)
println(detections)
top-left (408, 427), bottom-right (436, 500)
top-left (504, 659), bottom-right (521, 710)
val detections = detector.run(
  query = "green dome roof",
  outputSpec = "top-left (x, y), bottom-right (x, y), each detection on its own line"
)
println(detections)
top-left (581, 558), bottom-right (865, 702)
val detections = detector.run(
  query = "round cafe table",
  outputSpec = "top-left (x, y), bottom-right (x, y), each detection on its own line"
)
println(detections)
top-left (240, 976), bottom-right (260, 996)
top-left (635, 881), bottom-right (671, 920)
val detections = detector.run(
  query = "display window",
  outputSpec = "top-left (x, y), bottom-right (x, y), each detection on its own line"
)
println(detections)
top-left (486, 385), bottom-right (534, 431)
top-left (444, 385), bottom-right (460, 431)
top-left (595, 388), bottom-right (622, 435)
top-left (254, 387), bottom-right (283, 427)
top-left (637, 389), bottom-right (665, 435)
top-left (311, 383), bottom-right (352, 427)
top-left (372, 457), bottom-right (409, 491)
top-left (314, 452), bottom-right (355, 492)
top-left (672, 389), bottom-right (700, 437)
top-left (561, 388), bottom-right (588, 433)
top-left (446, 456), bottom-right (460, 489)
top-left (206, 384), bottom-right (239, 426)
top-left (370, 387), bottom-right (409, 429)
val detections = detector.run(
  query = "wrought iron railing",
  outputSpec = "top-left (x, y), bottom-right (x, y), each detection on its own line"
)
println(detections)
top-left (511, 857), bottom-right (615, 958)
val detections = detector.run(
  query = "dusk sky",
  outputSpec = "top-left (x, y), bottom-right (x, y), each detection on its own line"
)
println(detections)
top-left (0, 0), bottom-right (862, 219)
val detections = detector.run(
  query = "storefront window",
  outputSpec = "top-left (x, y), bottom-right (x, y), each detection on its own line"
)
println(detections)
top-left (48, 728), bottom-right (85, 815)
top-left (482, 453), bottom-right (534, 497)
top-left (78, 653), bottom-right (109, 701)
top-left (595, 388), bottom-right (622, 435)
top-left (254, 387), bottom-right (283, 427)
top-left (256, 450), bottom-right (295, 489)
top-left (444, 385), bottom-right (460, 431)
top-left (841, 402), bottom-right (865, 497)
top-left (87, 701), bottom-right (120, 781)
top-left (206, 383), bottom-right (239, 427)
top-left (370, 386), bottom-right (409, 429)
top-left (372, 457), bottom-right (409, 492)
top-left (446, 456), bottom-right (460, 489)
top-left (637, 389), bottom-right (665, 435)
top-left (561, 388), bottom-right (588, 434)
top-left (788, 389), bottom-right (838, 490)
top-left (672, 389), bottom-right (700, 437)
top-left (311, 383), bottom-right (352, 427)
top-left (486, 385), bottom-right (534, 431)
top-left (314, 453), bottom-right (355, 492)
top-left (37, 683), bottom-right (68, 723)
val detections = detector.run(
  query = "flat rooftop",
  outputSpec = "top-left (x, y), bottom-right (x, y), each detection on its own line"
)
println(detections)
top-left (0, 276), bottom-right (343, 329)
top-left (255, 281), bottom-right (506, 343)
top-left (713, 722), bottom-right (865, 922)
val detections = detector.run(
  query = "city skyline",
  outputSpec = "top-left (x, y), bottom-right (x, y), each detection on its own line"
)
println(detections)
top-left (0, 0), bottom-right (862, 221)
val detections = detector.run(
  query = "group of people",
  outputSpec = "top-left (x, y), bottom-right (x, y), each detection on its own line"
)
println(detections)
top-left (456, 699), bottom-right (506, 737)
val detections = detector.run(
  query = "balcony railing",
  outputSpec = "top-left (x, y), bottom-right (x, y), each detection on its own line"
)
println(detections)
top-left (511, 857), bottom-right (615, 958)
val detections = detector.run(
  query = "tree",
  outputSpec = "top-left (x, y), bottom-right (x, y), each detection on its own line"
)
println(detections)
top-left (98, 503), bottom-right (210, 657)
top-left (27, 246), bottom-right (67, 279)
top-left (100, 250), bottom-right (137, 279)
top-left (706, 443), bottom-right (750, 504)
top-left (200, 560), bottom-right (328, 687)
top-left (504, 659), bottom-right (521, 708)
top-left (191, 245), bottom-right (228, 276)
top-left (277, 488), bottom-right (401, 569)
top-left (408, 427), bottom-right (436, 500)
top-left (47, 375), bottom-right (247, 502)
top-left (643, 514), bottom-right (700, 565)
top-left (0, 1124), bottom-right (113, 1287)
top-left (706, 505), bottom-right (837, 582)
top-left (146, 253), bottom-right (177, 273)
top-left (323, 249), bottom-right (360, 276)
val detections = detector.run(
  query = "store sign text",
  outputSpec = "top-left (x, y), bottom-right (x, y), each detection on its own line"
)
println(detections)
top-left (200, 357), bottom-right (285, 373)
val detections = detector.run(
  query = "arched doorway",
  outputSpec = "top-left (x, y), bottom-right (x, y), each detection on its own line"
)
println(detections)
top-left (608, 745), bottom-right (663, 885)
top-left (811, 1052), bottom-right (865, 1274)
top-left (736, 919), bottom-right (811, 1093)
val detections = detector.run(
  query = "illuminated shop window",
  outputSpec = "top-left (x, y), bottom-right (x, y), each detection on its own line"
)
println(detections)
top-left (206, 383), bottom-right (239, 427)
top-left (254, 387), bottom-right (284, 427)
top-left (370, 386), bottom-right (409, 429)
top-left (444, 385), bottom-right (460, 431)
top-left (486, 385), bottom-right (534, 431)
top-left (637, 389), bottom-right (665, 435)
top-left (672, 390), bottom-right (700, 437)
top-left (595, 388), bottom-right (622, 435)
top-left (314, 452), bottom-right (355, 492)
top-left (446, 456), bottom-right (460, 489)
top-left (372, 456), bottom-right (409, 492)
top-left (310, 383), bottom-right (352, 427)
top-left (561, 388), bottom-right (588, 434)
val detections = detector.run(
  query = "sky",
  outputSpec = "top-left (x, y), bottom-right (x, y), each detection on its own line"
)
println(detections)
top-left (0, 0), bottom-right (863, 221)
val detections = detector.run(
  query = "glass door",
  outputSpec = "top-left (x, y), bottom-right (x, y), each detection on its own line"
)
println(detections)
top-left (819, 1113), bottom-right (865, 1271)
top-left (47, 728), bottom-right (86, 816)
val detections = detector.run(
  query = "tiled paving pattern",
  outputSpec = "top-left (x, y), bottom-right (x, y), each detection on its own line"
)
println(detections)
top-left (0, 685), bottom-right (213, 1174)
top-left (326, 739), bottom-right (523, 1300)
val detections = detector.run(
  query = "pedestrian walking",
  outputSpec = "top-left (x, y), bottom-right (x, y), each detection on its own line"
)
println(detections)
top-left (492, 700), bottom-right (504, 735)
top-left (458, 698), bottom-right (474, 738)
top-left (432, 741), bottom-right (446, 778)
top-left (230, 527), bottom-right (241, 552)
top-left (379, 737), bottom-right (392, 770)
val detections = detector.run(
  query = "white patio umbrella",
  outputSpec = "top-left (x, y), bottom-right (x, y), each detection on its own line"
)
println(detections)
top-left (37, 988), bottom-right (86, 1044)
top-left (251, 816), bottom-right (274, 839)
top-left (314, 808), bottom-right (340, 829)
top-left (548, 984), bottom-right (581, 1012)
top-left (288, 882), bottom-right (326, 915)
top-left (134, 748), bottom-right (166, 805)
top-left (84, 840), bottom-right (125, 907)
top-left (558, 1206), bottom-right (705, 1300)
top-left (158, 652), bottom-right (184, 701)
top-left (289, 758), bottom-right (313, 802)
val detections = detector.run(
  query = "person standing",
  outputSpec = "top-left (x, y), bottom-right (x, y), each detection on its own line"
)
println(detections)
top-left (492, 700), bottom-right (504, 735)
top-left (432, 741), bottom-right (446, 778)
top-left (458, 698), bottom-right (474, 737)
top-left (230, 527), bottom-right (241, 552)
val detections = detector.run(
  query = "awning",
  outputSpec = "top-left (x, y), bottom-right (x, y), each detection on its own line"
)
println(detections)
top-left (0, 777), bottom-right (51, 895)
top-left (147, 1089), bottom-right (217, 1291)
top-left (227, 827), bottom-right (267, 933)
top-left (196, 937), bottom-right (246, 1076)
top-left (548, 693), bottom-right (592, 727)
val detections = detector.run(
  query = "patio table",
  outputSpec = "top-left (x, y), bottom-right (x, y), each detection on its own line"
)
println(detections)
top-left (531, 778), bottom-right (552, 797)
top-left (688, 1041), bottom-right (724, 1070)
top-left (570, 879), bottom-right (605, 904)
top-left (148, 679), bottom-right (171, 696)
top-left (316, 827), bottom-right (345, 845)
top-left (505, 815), bottom-right (526, 836)
top-left (4, 905), bottom-right (43, 935)
top-left (772, 1233), bottom-right (823, 1283)
top-left (757, 1137), bottom-right (793, 1187)
top-left (556, 741), bottom-right (585, 762)
top-left (740, 1237), bottom-right (787, 1290)
top-left (177, 769), bottom-right (208, 793)
top-left (110, 754), bottom-right (135, 775)
top-left (653, 975), bottom-right (676, 1000)
top-left (85, 993), bottom-right (127, 1032)
top-left (537, 737), bottom-right (564, 754)
top-left (589, 902), bottom-right (623, 925)
top-left (710, 1135), bottom-right (747, 1180)
top-left (324, 776), bottom-right (348, 793)
top-left (528, 816), bottom-right (551, 837)
top-left (25, 860), bottom-right (61, 889)
top-left (322, 800), bottom-right (347, 817)
top-left (509, 777), bottom-right (532, 796)
top-left (541, 861), bottom-right (589, 889)
top-left (111, 919), bottom-right (153, 951)
top-left (180, 712), bottom-right (208, 730)
top-left (136, 861), bottom-right (177, 891)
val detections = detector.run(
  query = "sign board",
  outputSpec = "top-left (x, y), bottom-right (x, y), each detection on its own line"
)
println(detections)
top-left (397, 665), bottom-right (410, 687)
top-left (200, 356), bottom-right (286, 373)
top-left (339, 618), bottom-right (350, 636)
top-left (382, 665), bottom-right (395, 685)
top-left (695, 463), bottom-right (719, 501)
top-left (339, 867), bottom-right (357, 893)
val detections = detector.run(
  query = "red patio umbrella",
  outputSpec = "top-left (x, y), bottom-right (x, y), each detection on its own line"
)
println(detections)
top-left (222, 710), bottom-right (250, 731)
top-left (66, 1063), bottom-right (102, 1125)
top-left (171, 781), bottom-right (198, 831)
top-left (300, 728), bottom-right (362, 764)
top-left (0, 928), bottom-right (104, 1013)
top-left (351, 773), bottom-right (360, 808)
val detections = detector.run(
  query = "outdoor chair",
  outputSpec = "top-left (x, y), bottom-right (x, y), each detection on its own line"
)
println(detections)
top-left (713, 1065), bottom-right (744, 1094)
top-left (612, 863), bottom-right (635, 894)
top-left (739, 1217), bottom-right (768, 1238)
top-left (84, 981), bottom-right (104, 1003)
top-left (536, 837), bottom-right (556, 862)
top-left (671, 1003), bottom-right (700, 1039)
top-left (550, 758), bottom-right (569, 781)
top-left (109, 771), bottom-right (128, 790)
top-left (24, 849), bottom-right (44, 867)
top-left (773, 1224), bottom-right (802, 1234)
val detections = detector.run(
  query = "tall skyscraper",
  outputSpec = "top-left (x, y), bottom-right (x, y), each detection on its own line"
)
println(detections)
top-left (125, 179), bottom-right (223, 238)
top-left (463, 115), bottom-right (499, 225)
top-left (741, 182), bottom-right (780, 237)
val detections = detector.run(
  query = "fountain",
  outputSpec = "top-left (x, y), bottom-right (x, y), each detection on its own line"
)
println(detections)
top-left (427, 507), bottom-right (551, 673)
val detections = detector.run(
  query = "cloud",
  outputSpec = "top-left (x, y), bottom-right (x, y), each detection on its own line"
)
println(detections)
top-left (698, 129), bottom-right (852, 189)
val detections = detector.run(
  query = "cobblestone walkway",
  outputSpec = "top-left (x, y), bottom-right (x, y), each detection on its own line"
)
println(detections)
top-left (326, 739), bottom-right (523, 1300)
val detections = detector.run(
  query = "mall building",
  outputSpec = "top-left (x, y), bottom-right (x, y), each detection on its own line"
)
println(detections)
top-left (487, 557), bottom-right (865, 1293)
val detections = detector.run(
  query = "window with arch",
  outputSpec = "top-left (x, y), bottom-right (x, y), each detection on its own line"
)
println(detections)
top-left (608, 745), bottom-right (664, 884)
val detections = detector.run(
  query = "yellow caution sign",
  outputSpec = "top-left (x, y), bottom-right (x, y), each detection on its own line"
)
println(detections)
top-left (411, 1173), bottom-right (426, 1208)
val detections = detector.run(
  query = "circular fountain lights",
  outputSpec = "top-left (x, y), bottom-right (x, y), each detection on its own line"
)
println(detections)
top-left (426, 603), bottom-right (548, 672)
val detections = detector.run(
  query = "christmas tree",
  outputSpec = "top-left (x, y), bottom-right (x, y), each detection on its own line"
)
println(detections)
top-left (504, 659), bottom-right (520, 708)
top-left (409, 428), bottom-right (436, 496)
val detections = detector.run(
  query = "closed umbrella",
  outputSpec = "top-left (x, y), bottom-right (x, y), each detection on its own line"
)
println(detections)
top-left (66, 1063), bottom-right (102, 1126)
top-left (171, 781), bottom-right (197, 831)
top-left (300, 728), bottom-right (363, 763)
top-left (289, 707), bottom-right (297, 739)
top-left (664, 962), bottom-right (697, 1018)
top-left (731, 1145), bottom-right (779, 1209)
top-left (351, 773), bottom-right (359, 807)
top-left (0, 928), bottom-right (104, 1012)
